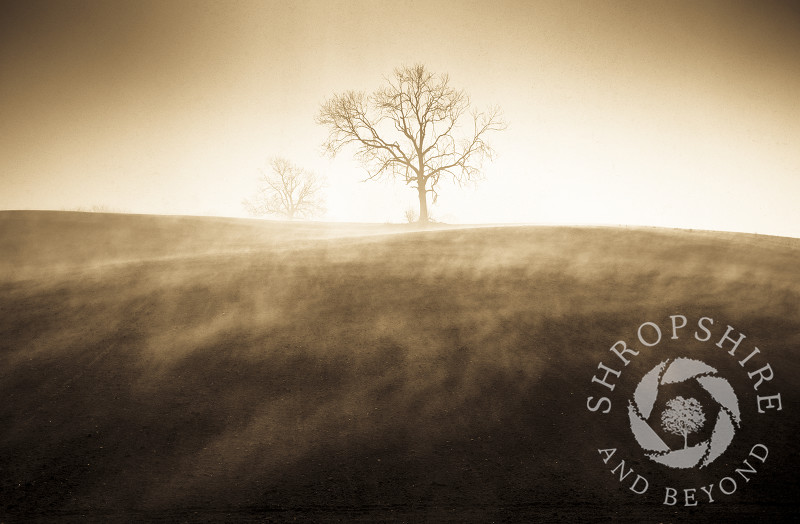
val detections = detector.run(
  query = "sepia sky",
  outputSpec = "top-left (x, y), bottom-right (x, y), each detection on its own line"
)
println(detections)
top-left (2, 0), bottom-right (799, 236)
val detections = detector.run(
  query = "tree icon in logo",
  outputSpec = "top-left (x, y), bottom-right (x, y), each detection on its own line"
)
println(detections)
top-left (628, 358), bottom-right (740, 469)
top-left (660, 396), bottom-right (706, 450)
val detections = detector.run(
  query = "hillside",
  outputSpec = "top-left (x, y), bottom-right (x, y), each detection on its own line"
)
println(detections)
top-left (1, 211), bottom-right (798, 521)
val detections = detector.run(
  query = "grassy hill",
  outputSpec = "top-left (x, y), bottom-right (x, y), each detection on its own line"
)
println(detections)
top-left (1, 211), bottom-right (798, 521)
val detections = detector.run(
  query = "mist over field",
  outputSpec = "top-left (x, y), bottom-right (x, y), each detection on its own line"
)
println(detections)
top-left (3, 0), bottom-right (799, 518)
top-left (1, 211), bottom-right (798, 521)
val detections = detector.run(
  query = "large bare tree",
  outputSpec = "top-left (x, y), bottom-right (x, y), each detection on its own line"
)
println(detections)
top-left (317, 64), bottom-right (505, 223)
top-left (242, 157), bottom-right (325, 220)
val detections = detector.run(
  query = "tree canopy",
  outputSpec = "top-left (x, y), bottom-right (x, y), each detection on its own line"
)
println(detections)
top-left (317, 64), bottom-right (505, 223)
top-left (242, 157), bottom-right (325, 220)
top-left (661, 396), bottom-right (706, 449)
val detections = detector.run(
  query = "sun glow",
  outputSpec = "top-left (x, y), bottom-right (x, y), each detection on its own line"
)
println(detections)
top-left (1, 0), bottom-right (798, 236)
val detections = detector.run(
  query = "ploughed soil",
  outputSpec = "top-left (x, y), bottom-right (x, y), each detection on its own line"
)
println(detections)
top-left (1, 211), bottom-right (798, 522)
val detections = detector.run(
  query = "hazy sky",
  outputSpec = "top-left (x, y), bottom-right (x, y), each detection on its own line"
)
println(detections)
top-left (2, 0), bottom-right (799, 236)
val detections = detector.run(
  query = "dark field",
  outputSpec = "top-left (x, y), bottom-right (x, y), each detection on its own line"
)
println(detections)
top-left (1, 211), bottom-right (798, 522)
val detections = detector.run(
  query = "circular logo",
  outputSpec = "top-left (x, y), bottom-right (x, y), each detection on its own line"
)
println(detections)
top-left (628, 357), bottom-right (741, 469)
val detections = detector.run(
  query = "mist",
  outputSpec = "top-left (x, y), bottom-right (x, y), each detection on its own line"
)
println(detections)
top-left (1, 211), bottom-right (797, 518)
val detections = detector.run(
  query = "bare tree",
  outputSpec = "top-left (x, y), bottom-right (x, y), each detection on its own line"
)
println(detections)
top-left (317, 64), bottom-right (505, 223)
top-left (242, 158), bottom-right (325, 220)
top-left (403, 206), bottom-right (418, 224)
top-left (660, 396), bottom-right (706, 449)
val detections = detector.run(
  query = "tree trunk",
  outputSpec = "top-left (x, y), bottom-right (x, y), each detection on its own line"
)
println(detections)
top-left (417, 179), bottom-right (429, 223)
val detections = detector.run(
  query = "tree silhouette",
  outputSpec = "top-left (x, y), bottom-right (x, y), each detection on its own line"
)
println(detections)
top-left (317, 64), bottom-right (505, 223)
top-left (242, 157), bottom-right (325, 220)
top-left (660, 396), bottom-right (706, 449)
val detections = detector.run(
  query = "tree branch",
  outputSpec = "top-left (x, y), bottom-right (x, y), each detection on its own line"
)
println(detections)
top-left (316, 64), bottom-right (506, 222)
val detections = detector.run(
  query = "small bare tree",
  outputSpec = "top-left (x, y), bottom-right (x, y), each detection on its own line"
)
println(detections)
top-left (403, 206), bottom-right (418, 224)
top-left (242, 157), bottom-right (325, 220)
top-left (661, 396), bottom-right (706, 449)
top-left (317, 64), bottom-right (505, 223)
